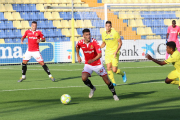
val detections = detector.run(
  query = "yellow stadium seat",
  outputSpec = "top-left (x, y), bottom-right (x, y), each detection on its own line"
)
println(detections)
top-left (37, 0), bottom-right (46, 4)
top-left (61, 0), bottom-right (70, 4)
top-left (100, 28), bottom-right (105, 34)
top-left (133, 12), bottom-right (143, 19)
top-left (154, 35), bottom-right (161, 39)
top-left (176, 19), bottom-right (180, 26)
top-left (69, 29), bottom-right (81, 37)
top-left (0, 4), bottom-right (7, 12)
top-left (13, 21), bottom-right (24, 29)
top-left (0, 0), bottom-right (6, 4)
top-left (45, 0), bottom-right (54, 4)
top-left (128, 20), bottom-right (138, 27)
top-left (62, 29), bottom-right (71, 37)
top-left (136, 19), bottom-right (145, 27)
top-left (21, 21), bottom-right (31, 29)
top-left (15, 0), bottom-right (24, 4)
top-left (23, 0), bottom-right (31, 4)
top-left (12, 12), bottom-right (23, 21)
top-left (53, 20), bottom-right (64, 28)
top-left (81, 4), bottom-right (89, 7)
top-left (61, 20), bottom-right (71, 28)
top-left (146, 36), bottom-right (154, 39)
top-left (44, 12), bottom-right (56, 20)
top-left (119, 12), bottom-right (128, 19)
top-left (126, 12), bottom-right (135, 19)
top-left (77, 37), bottom-right (83, 41)
top-left (58, 4), bottom-right (70, 12)
top-left (4, 12), bottom-right (15, 21)
top-left (52, 12), bottom-right (63, 20)
top-left (145, 27), bottom-right (155, 35)
top-left (118, 0), bottom-right (126, 3)
top-left (21, 29), bottom-right (27, 36)
top-left (137, 27), bottom-right (147, 35)
top-left (125, 0), bottom-right (133, 3)
top-left (0, 39), bottom-right (5, 43)
top-left (164, 19), bottom-right (171, 26)
top-left (70, 37), bottom-right (78, 41)
top-left (76, 20), bottom-right (86, 28)
top-left (176, 0), bottom-right (180, 3)
top-left (69, 20), bottom-right (79, 28)
top-left (133, 0), bottom-right (140, 3)
top-left (176, 11), bottom-right (180, 18)
top-left (74, 0), bottom-right (84, 4)
top-left (6, 0), bottom-right (15, 4)
top-left (84, 20), bottom-right (95, 28)
top-left (36, 4), bottom-right (46, 12)
top-left (52, 0), bottom-right (61, 3)
top-left (30, 0), bottom-right (38, 4)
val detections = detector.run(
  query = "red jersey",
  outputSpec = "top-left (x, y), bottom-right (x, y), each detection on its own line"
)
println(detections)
top-left (22, 29), bottom-right (44, 51)
top-left (76, 38), bottom-right (102, 66)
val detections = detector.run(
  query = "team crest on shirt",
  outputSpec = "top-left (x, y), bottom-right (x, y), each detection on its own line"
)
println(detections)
top-left (90, 45), bottom-right (94, 49)
top-left (110, 34), bottom-right (113, 37)
top-left (35, 33), bottom-right (38, 36)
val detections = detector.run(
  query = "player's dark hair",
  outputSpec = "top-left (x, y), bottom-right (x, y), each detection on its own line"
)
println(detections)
top-left (82, 29), bottom-right (90, 34)
top-left (32, 21), bottom-right (37, 24)
top-left (166, 41), bottom-right (176, 51)
top-left (172, 20), bottom-right (176, 23)
top-left (106, 21), bottom-right (112, 25)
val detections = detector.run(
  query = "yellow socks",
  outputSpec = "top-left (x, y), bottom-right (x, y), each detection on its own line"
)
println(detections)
top-left (107, 70), bottom-right (116, 83)
top-left (116, 69), bottom-right (124, 76)
top-left (170, 80), bottom-right (179, 85)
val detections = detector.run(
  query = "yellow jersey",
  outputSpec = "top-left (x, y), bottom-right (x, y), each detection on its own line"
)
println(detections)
top-left (102, 29), bottom-right (120, 55)
top-left (164, 50), bottom-right (180, 73)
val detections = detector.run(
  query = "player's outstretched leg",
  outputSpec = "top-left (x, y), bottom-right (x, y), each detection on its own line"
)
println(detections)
top-left (102, 75), bottom-right (119, 101)
top-left (113, 67), bottom-right (127, 83)
top-left (40, 62), bottom-right (55, 82)
top-left (82, 73), bottom-right (96, 98)
top-left (165, 77), bottom-right (179, 85)
top-left (107, 63), bottom-right (116, 86)
top-left (18, 61), bottom-right (27, 82)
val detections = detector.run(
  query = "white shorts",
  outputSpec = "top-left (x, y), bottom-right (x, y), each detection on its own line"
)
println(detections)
top-left (82, 64), bottom-right (107, 77)
top-left (23, 51), bottom-right (44, 62)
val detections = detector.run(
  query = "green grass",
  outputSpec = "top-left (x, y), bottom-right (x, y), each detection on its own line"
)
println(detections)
top-left (1, 61), bottom-right (180, 120)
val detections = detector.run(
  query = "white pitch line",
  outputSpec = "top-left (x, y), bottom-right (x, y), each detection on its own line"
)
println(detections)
top-left (0, 81), bottom-right (164, 92)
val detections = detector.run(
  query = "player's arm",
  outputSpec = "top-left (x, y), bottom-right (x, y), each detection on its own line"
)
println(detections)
top-left (38, 32), bottom-right (46, 43)
top-left (76, 43), bottom-right (82, 63)
top-left (88, 41), bottom-right (102, 64)
top-left (116, 38), bottom-right (122, 53)
top-left (100, 41), bottom-right (106, 48)
top-left (146, 54), bottom-right (167, 66)
top-left (88, 53), bottom-right (102, 64)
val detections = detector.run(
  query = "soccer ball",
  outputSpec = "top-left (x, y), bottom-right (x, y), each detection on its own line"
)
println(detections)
top-left (60, 94), bottom-right (71, 104)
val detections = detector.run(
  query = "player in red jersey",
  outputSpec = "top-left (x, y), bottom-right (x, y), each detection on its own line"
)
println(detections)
top-left (76, 29), bottom-right (119, 101)
top-left (18, 21), bottom-right (55, 82)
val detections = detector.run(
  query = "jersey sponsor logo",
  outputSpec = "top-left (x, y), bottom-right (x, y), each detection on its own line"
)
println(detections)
top-left (29, 37), bottom-right (38, 39)
top-left (105, 38), bottom-right (113, 40)
top-left (84, 50), bottom-right (94, 54)
top-left (141, 42), bottom-right (155, 56)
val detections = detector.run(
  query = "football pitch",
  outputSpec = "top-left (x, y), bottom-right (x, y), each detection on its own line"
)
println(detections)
top-left (1, 61), bottom-right (180, 120)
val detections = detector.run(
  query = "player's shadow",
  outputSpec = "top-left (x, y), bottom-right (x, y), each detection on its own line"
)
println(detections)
top-left (55, 75), bottom-right (99, 81)
top-left (93, 91), bottom-right (156, 101)
top-left (117, 79), bottom-right (165, 86)
top-left (49, 96), bottom-right (180, 120)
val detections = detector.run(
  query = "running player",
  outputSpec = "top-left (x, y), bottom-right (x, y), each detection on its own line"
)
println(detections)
top-left (166, 20), bottom-right (180, 59)
top-left (101, 21), bottom-right (127, 86)
top-left (76, 29), bottom-right (119, 101)
top-left (146, 41), bottom-right (180, 89)
top-left (18, 21), bottom-right (55, 82)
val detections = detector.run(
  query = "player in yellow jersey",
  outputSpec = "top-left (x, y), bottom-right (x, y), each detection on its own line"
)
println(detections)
top-left (101, 21), bottom-right (127, 86)
top-left (146, 41), bottom-right (180, 89)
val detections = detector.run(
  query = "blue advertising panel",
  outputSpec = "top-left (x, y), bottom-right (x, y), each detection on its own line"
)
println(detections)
top-left (0, 43), bottom-right (54, 64)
